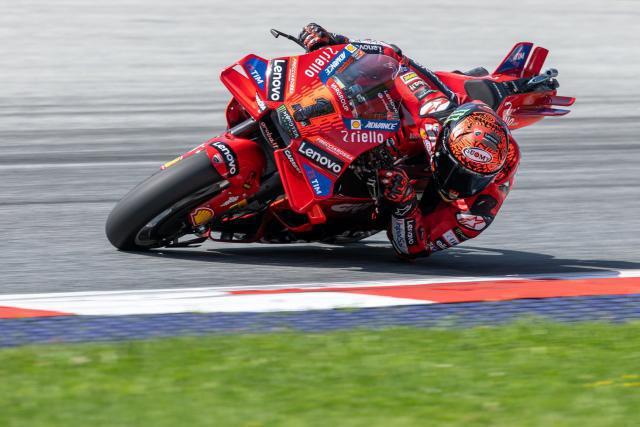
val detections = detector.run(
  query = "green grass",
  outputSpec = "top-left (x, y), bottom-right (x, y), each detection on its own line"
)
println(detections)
top-left (1, 322), bottom-right (640, 427)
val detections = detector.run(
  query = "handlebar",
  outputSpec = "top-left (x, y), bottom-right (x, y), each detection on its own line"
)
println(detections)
top-left (270, 28), bottom-right (307, 50)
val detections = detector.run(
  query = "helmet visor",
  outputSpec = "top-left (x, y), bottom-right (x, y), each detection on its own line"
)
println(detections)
top-left (433, 144), bottom-right (496, 200)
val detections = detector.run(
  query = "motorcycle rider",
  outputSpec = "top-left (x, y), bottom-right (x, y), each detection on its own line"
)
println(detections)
top-left (298, 23), bottom-right (521, 258)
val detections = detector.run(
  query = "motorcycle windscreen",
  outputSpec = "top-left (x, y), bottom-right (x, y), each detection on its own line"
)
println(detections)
top-left (330, 52), bottom-right (401, 121)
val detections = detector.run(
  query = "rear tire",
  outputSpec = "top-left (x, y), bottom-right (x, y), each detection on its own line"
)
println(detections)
top-left (105, 152), bottom-right (223, 251)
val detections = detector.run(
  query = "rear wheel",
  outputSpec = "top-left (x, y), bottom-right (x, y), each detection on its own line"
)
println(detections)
top-left (105, 152), bottom-right (225, 250)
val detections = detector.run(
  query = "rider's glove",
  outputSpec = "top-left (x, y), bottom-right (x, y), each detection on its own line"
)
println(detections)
top-left (298, 23), bottom-right (334, 52)
top-left (378, 168), bottom-right (417, 218)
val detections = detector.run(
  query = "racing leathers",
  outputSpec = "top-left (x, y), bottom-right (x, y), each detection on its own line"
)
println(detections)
top-left (299, 24), bottom-right (521, 258)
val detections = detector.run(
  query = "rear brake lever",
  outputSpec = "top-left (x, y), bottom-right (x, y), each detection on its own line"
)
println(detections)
top-left (270, 28), bottom-right (307, 51)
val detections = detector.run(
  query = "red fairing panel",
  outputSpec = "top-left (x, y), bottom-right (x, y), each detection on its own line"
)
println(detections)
top-left (179, 134), bottom-right (266, 224)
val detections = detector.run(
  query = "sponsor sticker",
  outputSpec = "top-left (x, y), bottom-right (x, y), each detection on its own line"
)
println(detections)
top-left (287, 56), bottom-right (298, 96)
top-left (391, 217), bottom-right (408, 254)
top-left (319, 44), bottom-right (359, 83)
top-left (456, 212), bottom-right (487, 231)
top-left (190, 207), bottom-right (214, 226)
top-left (343, 118), bottom-right (400, 132)
top-left (497, 44), bottom-right (532, 74)
top-left (297, 140), bottom-right (345, 175)
top-left (330, 81), bottom-right (350, 113)
top-left (259, 120), bottom-right (279, 150)
top-left (314, 137), bottom-right (354, 161)
top-left (408, 79), bottom-right (427, 92)
top-left (405, 218), bottom-right (418, 247)
top-left (421, 123), bottom-right (439, 156)
top-left (304, 47), bottom-right (338, 79)
top-left (502, 101), bottom-right (516, 126)
top-left (462, 147), bottom-right (493, 164)
top-left (161, 155), bottom-right (183, 170)
top-left (220, 195), bottom-right (241, 207)
top-left (377, 90), bottom-right (399, 116)
top-left (351, 42), bottom-right (384, 54)
top-left (442, 229), bottom-right (461, 247)
top-left (401, 72), bottom-right (419, 83)
top-left (267, 58), bottom-right (288, 102)
top-left (276, 105), bottom-right (300, 139)
top-left (340, 129), bottom-right (386, 144)
top-left (244, 57), bottom-right (267, 90)
top-left (283, 148), bottom-right (302, 174)
top-left (435, 239), bottom-right (449, 250)
top-left (210, 141), bottom-right (239, 176)
top-left (419, 97), bottom-right (451, 117)
top-left (302, 163), bottom-right (332, 196)
top-left (255, 93), bottom-right (267, 112)
top-left (415, 88), bottom-right (434, 100)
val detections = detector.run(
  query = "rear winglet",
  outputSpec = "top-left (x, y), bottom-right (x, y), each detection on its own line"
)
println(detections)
top-left (548, 95), bottom-right (576, 107)
top-left (522, 46), bottom-right (549, 77)
top-left (517, 107), bottom-right (571, 117)
top-left (494, 42), bottom-right (534, 77)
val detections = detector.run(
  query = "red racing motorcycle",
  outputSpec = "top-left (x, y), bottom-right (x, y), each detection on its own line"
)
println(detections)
top-left (106, 29), bottom-right (574, 251)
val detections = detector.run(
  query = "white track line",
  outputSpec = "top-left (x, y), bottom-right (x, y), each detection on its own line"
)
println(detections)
top-left (4, 269), bottom-right (640, 301)
top-left (0, 161), bottom-right (160, 170)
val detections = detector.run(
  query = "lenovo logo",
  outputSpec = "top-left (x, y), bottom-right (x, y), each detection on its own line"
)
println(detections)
top-left (297, 141), bottom-right (344, 175)
top-left (267, 59), bottom-right (288, 102)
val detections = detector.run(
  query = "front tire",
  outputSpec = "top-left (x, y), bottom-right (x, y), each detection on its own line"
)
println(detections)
top-left (105, 152), bottom-right (224, 250)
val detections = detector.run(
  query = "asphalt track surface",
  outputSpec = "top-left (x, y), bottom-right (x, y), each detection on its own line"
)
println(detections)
top-left (2, 0), bottom-right (639, 295)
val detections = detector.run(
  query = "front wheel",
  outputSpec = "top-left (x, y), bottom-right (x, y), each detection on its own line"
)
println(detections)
top-left (105, 152), bottom-right (225, 250)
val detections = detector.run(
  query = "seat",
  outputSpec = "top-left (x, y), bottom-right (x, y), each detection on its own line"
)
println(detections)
top-left (464, 79), bottom-right (499, 109)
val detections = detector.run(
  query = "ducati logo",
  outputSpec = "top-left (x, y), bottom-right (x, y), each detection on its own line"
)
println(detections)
top-left (210, 141), bottom-right (238, 176)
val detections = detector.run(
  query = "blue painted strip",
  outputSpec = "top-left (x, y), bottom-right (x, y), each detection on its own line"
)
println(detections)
top-left (2, 294), bottom-right (640, 347)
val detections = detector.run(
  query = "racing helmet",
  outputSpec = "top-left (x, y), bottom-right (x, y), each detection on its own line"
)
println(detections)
top-left (431, 102), bottom-right (509, 201)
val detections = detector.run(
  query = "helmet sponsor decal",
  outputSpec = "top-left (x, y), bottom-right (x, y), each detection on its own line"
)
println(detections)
top-left (446, 108), bottom-right (508, 174)
top-left (462, 147), bottom-right (493, 164)
top-left (210, 141), bottom-right (238, 177)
